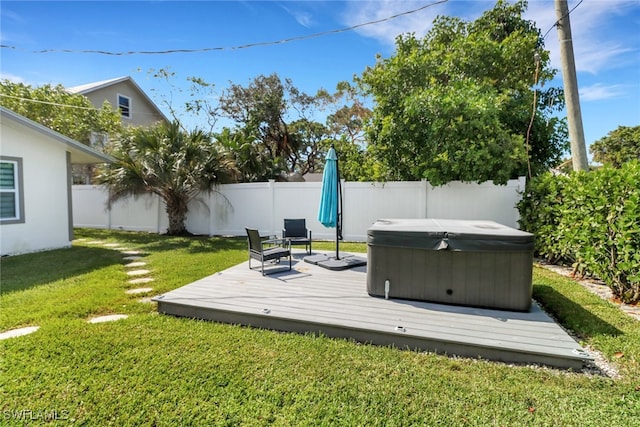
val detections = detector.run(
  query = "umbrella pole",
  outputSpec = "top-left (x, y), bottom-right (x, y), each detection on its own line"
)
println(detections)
top-left (335, 151), bottom-right (340, 260)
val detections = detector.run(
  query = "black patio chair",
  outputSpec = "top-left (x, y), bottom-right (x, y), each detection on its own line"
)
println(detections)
top-left (283, 218), bottom-right (312, 255)
top-left (245, 227), bottom-right (291, 276)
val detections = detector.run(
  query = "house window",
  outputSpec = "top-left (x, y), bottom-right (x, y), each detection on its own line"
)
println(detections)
top-left (118, 94), bottom-right (131, 119)
top-left (0, 157), bottom-right (24, 224)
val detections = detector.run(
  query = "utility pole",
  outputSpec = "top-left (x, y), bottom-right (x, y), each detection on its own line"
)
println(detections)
top-left (555, 0), bottom-right (589, 171)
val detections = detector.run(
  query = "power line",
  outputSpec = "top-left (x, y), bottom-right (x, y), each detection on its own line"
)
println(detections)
top-left (0, 93), bottom-right (99, 111)
top-left (542, 0), bottom-right (584, 39)
top-left (0, 1), bottom-right (449, 56)
top-left (0, 93), bottom-right (160, 118)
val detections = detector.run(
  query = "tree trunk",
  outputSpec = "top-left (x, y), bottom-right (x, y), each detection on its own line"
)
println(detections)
top-left (165, 193), bottom-right (189, 235)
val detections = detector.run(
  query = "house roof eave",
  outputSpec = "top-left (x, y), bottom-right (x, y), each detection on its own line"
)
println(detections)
top-left (0, 106), bottom-right (114, 164)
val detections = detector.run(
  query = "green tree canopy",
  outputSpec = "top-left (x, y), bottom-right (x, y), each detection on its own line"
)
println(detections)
top-left (357, 0), bottom-right (567, 185)
top-left (0, 80), bottom-right (122, 145)
top-left (213, 127), bottom-right (283, 183)
top-left (590, 125), bottom-right (640, 168)
top-left (218, 73), bottom-right (337, 178)
top-left (149, 71), bottom-right (374, 182)
top-left (98, 121), bottom-right (237, 235)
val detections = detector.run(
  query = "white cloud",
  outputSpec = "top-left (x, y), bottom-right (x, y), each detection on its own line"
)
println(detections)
top-left (341, 0), bottom-right (464, 48)
top-left (0, 9), bottom-right (26, 25)
top-left (280, 4), bottom-right (315, 29)
top-left (342, 0), bottom-right (637, 76)
top-left (579, 83), bottom-right (628, 101)
top-left (526, 0), bottom-right (637, 74)
top-left (294, 11), bottom-right (314, 28)
top-left (0, 73), bottom-right (26, 84)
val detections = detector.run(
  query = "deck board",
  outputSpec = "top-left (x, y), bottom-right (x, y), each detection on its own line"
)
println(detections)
top-left (154, 251), bottom-right (592, 369)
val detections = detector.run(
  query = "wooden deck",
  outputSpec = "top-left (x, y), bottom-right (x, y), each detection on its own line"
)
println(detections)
top-left (154, 251), bottom-right (592, 369)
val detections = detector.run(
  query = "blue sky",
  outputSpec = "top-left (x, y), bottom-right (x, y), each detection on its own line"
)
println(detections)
top-left (1, 0), bottom-right (639, 154)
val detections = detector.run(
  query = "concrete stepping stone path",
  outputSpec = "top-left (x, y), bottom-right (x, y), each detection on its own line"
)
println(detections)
top-left (121, 250), bottom-right (142, 256)
top-left (126, 287), bottom-right (154, 295)
top-left (4, 241), bottom-right (148, 341)
top-left (88, 314), bottom-right (128, 324)
top-left (126, 269), bottom-right (151, 276)
top-left (128, 277), bottom-right (154, 284)
top-left (0, 326), bottom-right (40, 340)
top-left (125, 261), bottom-right (147, 268)
top-left (119, 249), bottom-right (155, 295)
top-left (87, 246), bottom-right (157, 299)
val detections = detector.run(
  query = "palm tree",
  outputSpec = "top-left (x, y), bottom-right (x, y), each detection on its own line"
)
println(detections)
top-left (98, 121), bottom-right (237, 235)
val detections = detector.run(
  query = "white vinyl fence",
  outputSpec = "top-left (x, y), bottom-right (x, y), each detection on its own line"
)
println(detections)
top-left (73, 177), bottom-right (526, 242)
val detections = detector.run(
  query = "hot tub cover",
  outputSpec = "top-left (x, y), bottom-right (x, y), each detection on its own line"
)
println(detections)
top-left (367, 219), bottom-right (534, 252)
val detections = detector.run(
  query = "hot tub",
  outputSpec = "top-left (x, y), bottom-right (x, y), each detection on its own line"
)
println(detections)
top-left (367, 219), bottom-right (534, 311)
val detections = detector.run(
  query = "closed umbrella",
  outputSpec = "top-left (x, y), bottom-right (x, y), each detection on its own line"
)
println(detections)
top-left (306, 145), bottom-right (365, 270)
top-left (317, 146), bottom-right (342, 258)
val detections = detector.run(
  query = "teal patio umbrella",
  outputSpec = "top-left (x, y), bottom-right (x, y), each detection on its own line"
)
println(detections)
top-left (317, 145), bottom-right (342, 259)
top-left (307, 145), bottom-right (366, 270)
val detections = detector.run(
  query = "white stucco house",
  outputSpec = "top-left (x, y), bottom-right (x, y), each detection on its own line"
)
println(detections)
top-left (0, 107), bottom-right (112, 256)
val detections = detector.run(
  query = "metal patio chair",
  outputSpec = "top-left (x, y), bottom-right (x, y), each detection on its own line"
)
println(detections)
top-left (282, 218), bottom-right (312, 255)
top-left (245, 227), bottom-right (291, 275)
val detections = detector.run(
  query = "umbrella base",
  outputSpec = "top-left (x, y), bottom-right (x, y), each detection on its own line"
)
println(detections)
top-left (303, 253), bottom-right (367, 271)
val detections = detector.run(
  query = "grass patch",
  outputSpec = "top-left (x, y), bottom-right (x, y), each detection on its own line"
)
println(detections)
top-left (1, 229), bottom-right (639, 425)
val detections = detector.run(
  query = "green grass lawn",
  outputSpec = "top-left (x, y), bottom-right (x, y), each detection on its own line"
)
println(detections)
top-left (1, 229), bottom-right (638, 426)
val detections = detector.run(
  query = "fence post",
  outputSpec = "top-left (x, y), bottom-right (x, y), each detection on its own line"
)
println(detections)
top-left (155, 193), bottom-right (162, 234)
top-left (208, 190), bottom-right (214, 237)
top-left (268, 179), bottom-right (276, 236)
top-left (106, 187), bottom-right (112, 230)
top-left (420, 179), bottom-right (429, 219)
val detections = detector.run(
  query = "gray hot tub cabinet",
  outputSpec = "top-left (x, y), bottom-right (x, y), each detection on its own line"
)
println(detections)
top-left (367, 219), bottom-right (534, 311)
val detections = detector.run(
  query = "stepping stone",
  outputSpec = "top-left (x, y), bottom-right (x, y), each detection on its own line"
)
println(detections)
top-left (103, 243), bottom-right (121, 247)
top-left (123, 256), bottom-right (142, 261)
top-left (88, 314), bottom-right (128, 324)
top-left (125, 261), bottom-right (147, 268)
top-left (128, 277), bottom-right (154, 284)
top-left (138, 297), bottom-right (154, 304)
top-left (121, 250), bottom-right (141, 255)
top-left (126, 287), bottom-right (153, 295)
top-left (127, 269), bottom-right (151, 276)
top-left (0, 326), bottom-right (39, 340)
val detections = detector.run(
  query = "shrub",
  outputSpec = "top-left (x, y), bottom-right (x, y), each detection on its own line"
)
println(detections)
top-left (518, 161), bottom-right (640, 304)
top-left (517, 172), bottom-right (570, 263)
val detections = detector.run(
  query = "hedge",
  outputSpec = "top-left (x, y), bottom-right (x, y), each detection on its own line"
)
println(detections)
top-left (518, 160), bottom-right (639, 304)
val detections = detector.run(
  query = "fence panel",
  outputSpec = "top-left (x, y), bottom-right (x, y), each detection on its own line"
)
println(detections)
top-left (72, 185), bottom-right (110, 229)
top-left (340, 181), bottom-right (427, 241)
top-left (72, 178), bottom-right (525, 241)
top-left (425, 177), bottom-right (526, 229)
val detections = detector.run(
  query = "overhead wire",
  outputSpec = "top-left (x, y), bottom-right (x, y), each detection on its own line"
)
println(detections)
top-left (0, 93), bottom-right (102, 111)
top-left (526, 0), bottom-right (584, 178)
top-left (4, 0), bottom-right (582, 141)
top-left (0, 93), bottom-right (161, 118)
top-left (1, 1), bottom-right (449, 113)
top-left (1, 0), bottom-right (449, 56)
top-left (542, 0), bottom-right (584, 40)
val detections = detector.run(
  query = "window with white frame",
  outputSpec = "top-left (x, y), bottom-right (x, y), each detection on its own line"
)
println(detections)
top-left (117, 94), bottom-right (131, 119)
top-left (0, 157), bottom-right (24, 223)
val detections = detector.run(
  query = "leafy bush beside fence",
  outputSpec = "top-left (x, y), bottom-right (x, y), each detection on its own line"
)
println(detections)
top-left (518, 161), bottom-right (640, 304)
